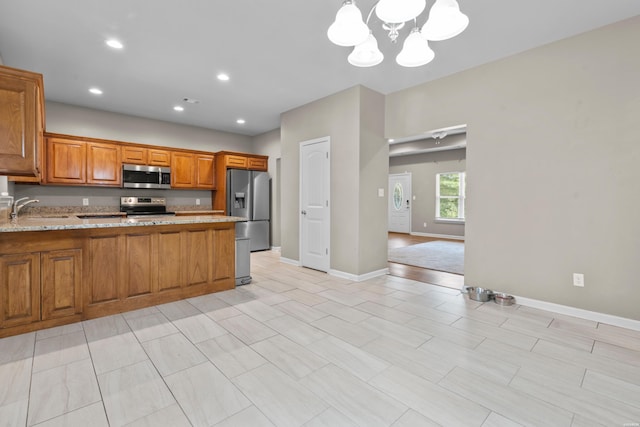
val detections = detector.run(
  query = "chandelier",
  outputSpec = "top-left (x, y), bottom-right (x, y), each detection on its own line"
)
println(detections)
top-left (327, 0), bottom-right (469, 67)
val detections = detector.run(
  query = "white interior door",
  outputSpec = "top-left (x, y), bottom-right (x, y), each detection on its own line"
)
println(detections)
top-left (300, 137), bottom-right (330, 272)
top-left (389, 173), bottom-right (411, 233)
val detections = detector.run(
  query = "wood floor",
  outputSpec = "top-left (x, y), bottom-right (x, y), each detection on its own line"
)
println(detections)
top-left (388, 232), bottom-right (465, 290)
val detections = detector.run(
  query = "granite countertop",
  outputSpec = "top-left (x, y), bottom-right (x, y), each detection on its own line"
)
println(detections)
top-left (0, 214), bottom-right (247, 233)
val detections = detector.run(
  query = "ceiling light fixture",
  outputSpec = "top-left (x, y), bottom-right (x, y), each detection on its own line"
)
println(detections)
top-left (173, 106), bottom-right (184, 112)
top-left (105, 39), bottom-right (124, 49)
top-left (328, 0), bottom-right (469, 67)
top-left (217, 73), bottom-right (230, 81)
top-left (236, 119), bottom-right (246, 124)
top-left (89, 87), bottom-right (103, 95)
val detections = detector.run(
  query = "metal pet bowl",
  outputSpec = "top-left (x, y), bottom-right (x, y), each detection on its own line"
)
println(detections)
top-left (465, 287), bottom-right (494, 302)
top-left (493, 292), bottom-right (515, 306)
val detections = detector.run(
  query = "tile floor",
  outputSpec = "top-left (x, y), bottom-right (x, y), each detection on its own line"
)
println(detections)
top-left (1, 250), bottom-right (639, 426)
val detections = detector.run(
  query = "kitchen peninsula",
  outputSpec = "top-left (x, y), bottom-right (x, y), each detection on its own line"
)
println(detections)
top-left (0, 214), bottom-right (244, 338)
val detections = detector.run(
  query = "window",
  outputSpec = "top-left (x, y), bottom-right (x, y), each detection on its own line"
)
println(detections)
top-left (436, 172), bottom-right (465, 221)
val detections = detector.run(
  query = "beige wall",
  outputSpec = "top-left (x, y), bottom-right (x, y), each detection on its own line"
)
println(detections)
top-left (386, 16), bottom-right (640, 320)
top-left (281, 86), bottom-right (387, 276)
top-left (389, 148), bottom-right (466, 237)
top-left (252, 129), bottom-right (281, 247)
top-left (46, 102), bottom-right (252, 152)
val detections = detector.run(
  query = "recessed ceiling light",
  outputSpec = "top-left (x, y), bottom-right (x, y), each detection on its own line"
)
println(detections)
top-left (105, 39), bottom-right (124, 49)
top-left (236, 119), bottom-right (245, 124)
top-left (89, 87), bottom-right (103, 95)
top-left (173, 106), bottom-right (184, 112)
top-left (217, 73), bottom-right (230, 81)
top-left (388, 138), bottom-right (395, 143)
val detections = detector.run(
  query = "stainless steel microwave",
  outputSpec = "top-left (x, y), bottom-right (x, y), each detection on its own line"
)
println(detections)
top-left (122, 164), bottom-right (171, 189)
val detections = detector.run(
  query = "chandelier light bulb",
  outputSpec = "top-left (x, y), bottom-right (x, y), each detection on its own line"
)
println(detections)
top-left (422, 0), bottom-right (469, 41)
top-left (375, 0), bottom-right (426, 24)
top-left (396, 28), bottom-right (435, 67)
top-left (327, 1), bottom-right (370, 47)
top-left (348, 33), bottom-right (384, 67)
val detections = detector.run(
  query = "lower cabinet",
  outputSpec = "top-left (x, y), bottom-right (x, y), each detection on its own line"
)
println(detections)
top-left (0, 248), bottom-right (82, 329)
top-left (0, 253), bottom-right (40, 328)
top-left (0, 221), bottom-right (236, 336)
top-left (41, 249), bottom-right (82, 320)
top-left (83, 223), bottom-right (235, 318)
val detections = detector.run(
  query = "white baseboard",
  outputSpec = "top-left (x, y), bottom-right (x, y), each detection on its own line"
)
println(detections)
top-left (279, 257), bottom-right (300, 266)
top-left (514, 295), bottom-right (640, 332)
top-left (410, 232), bottom-right (465, 241)
top-left (329, 268), bottom-right (389, 282)
top-left (270, 246), bottom-right (281, 252)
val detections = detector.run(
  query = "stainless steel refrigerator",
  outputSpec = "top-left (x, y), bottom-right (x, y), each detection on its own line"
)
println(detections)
top-left (227, 169), bottom-right (270, 251)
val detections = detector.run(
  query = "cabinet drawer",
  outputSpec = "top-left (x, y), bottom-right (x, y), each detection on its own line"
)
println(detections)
top-left (225, 155), bottom-right (247, 168)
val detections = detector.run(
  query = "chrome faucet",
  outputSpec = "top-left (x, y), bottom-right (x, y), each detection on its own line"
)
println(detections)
top-left (11, 197), bottom-right (40, 220)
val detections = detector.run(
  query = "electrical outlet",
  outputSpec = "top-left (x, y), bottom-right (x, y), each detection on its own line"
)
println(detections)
top-left (573, 273), bottom-right (585, 287)
top-left (82, 198), bottom-right (89, 206)
top-left (423, 222), bottom-right (427, 228)
top-left (378, 188), bottom-right (384, 197)
top-left (196, 198), bottom-right (201, 206)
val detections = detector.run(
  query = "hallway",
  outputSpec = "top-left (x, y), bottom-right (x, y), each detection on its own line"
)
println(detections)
top-left (388, 233), bottom-right (465, 290)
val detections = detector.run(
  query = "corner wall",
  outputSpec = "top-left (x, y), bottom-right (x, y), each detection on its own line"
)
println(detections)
top-left (385, 16), bottom-right (640, 320)
top-left (281, 85), bottom-right (388, 277)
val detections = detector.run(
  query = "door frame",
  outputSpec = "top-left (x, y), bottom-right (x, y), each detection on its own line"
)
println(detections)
top-left (299, 136), bottom-right (331, 272)
top-left (388, 172), bottom-right (412, 233)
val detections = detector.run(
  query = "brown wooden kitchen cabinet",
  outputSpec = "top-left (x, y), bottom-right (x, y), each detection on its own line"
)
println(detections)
top-left (195, 154), bottom-right (215, 189)
top-left (122, 145), bottom-right (171, 167)
top-left (45, 136), bottom-right (121, 187)
top-left (87, 141), bottom-right (121, 186)
top-left (121, 145), bottom-right (148, 165)
top-left (0, 252), bottom-right (41, 329)
top-left (0, 65), bottom-right (45, 178)
top-left (148, 149), bottom-right (171, 166)
top-left (171, 152), bottom-right (215, 189)
top-left (171, 151), bottom-right (195, 188)
top-left (41, 249), bottom-right (82, 320)
top-left (46, 137), bottom-right (87, 184)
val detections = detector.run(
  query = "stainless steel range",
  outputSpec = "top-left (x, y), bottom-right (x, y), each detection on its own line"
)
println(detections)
top-left (120, 196), bottom-right (175, 217)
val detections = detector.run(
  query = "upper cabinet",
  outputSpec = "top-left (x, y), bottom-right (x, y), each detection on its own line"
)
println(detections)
top-left (0, 65), bottom-right (45, 177)
top-left (87, 142), bottom-right (121, 186)
top-left (122, 145), bottom-right (170, 167)
top-left (45, 135), bottom-right (121, 187)
top-left (219, 152), bottom-right (268, 171)
top-left (171, 151), bottom-right (215, 189)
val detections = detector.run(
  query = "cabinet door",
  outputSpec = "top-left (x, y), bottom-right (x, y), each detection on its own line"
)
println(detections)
top-left (212, 227), bottom-right (234, 282)
top-left (0, 66), bottom-right (43, 177)
top-left (0, 253), bottom-right (40, 328)
top-left (148, 149), bottom-right (171, 166)
top-left (87, 142), bottom-right (121, 186)
top-left (46, 137), bottom-right (87, 184)
top-left (87, 235), bottom-right (120, 306)
top-left (247, 157), bottom-right (268, 171)
top-left (186, 229), bottom-right (210, 287)
top-left (195, 154), bottom-right (215, 189)
top-left (157, 231), bottom-right (183, 291)
top-left (123, 233), bottom-right (155, 298)
top-left (41, 249), bottom-right (82, 320)
top-left (122, 146), bottom-right (148, 165)
top-left (171, 152), bottom-right (195, 188)
top-left (225, 155), bottom-right (247, 169)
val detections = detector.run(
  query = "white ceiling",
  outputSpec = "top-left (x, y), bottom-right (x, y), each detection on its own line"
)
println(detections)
top-left (0, 1), bottom-right (638, 137)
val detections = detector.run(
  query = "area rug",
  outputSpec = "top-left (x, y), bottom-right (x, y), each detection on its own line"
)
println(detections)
top-left (388, 240), bottom-right (464, 275)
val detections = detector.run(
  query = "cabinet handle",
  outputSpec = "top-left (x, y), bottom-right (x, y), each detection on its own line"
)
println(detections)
top-left (301, 210), bottom-right (307, 215)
